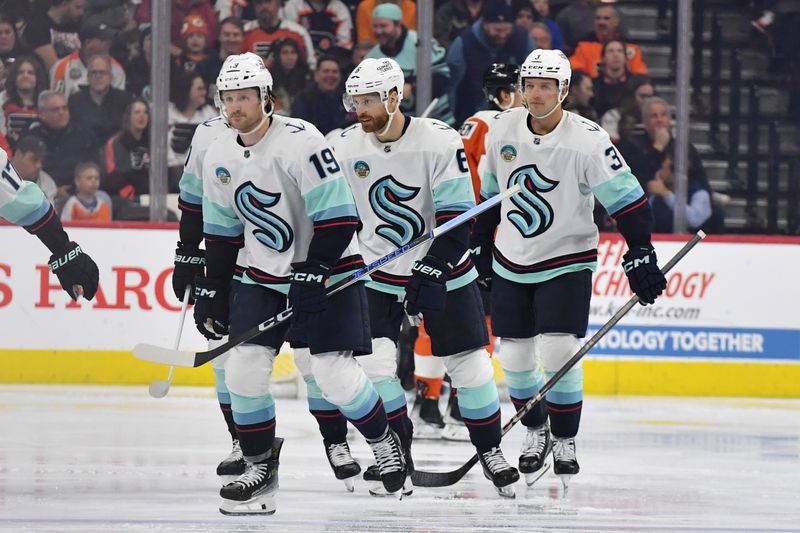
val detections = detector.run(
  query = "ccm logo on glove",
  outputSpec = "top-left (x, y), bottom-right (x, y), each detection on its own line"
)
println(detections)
top-left (290, 272), bottom-right (326, 283)
top-left (623, 254), bottom-right (652, 272)
top-left (195, 287), bottom-right (217, 298)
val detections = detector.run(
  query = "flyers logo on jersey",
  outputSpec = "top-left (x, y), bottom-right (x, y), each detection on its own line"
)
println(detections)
top-left (369, 175), bottom-right (425, 248)
top-left (354, 160), bottom-right (370, 178)
top-left (500, 144), bottom-right (517, 162)
top-left (235, 182), bottom-right (294, 252)
top-left (216, 167), bottom-right (231, 185)
top-left (506, 164), bottom-right (558, 238)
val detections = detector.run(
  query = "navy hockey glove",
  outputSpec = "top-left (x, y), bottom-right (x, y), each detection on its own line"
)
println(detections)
top-left (623, 245), bottom-right (667, 305)
top-left (172, 243), bottom-right (205, 303)
top-left (288, 260), bottom-right (332, 326)
top-left (470, 242), bottom-right (493, 291)
top-left (404, 255), bottom-right (451, 319)
top-left (49, 241), bottom-right (99, 301)
top-left (193, 277), bottom-right (230, 340)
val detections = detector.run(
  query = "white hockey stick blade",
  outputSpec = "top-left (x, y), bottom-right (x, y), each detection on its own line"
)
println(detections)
top-left (134, 343), bottom-right (198, 368)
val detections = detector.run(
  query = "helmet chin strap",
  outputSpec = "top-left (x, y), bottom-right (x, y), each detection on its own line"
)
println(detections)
top-left (528, 85), bottom-right (569, 120)
top-left (376, 99), bottom-right (398, 138)
top-left (492, 95), bottom-right (514, 111)
top-left (222, 96), bottom-right (274, 135)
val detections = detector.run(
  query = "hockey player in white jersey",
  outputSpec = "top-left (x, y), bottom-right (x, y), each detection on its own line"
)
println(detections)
top-left (195, 52), bottom-right (407, 514)
top-left (472, 49), bottom-right (667, 490)
top-left (0, 147), bottom-right (99, 301)
top-left (176, 86), bottom-right (362, 493)
top-left (333, 57), bottom-right (519, 497)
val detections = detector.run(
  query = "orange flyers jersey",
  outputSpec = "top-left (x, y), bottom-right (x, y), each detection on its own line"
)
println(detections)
top-left (458, 110), bottom-right (497, 203)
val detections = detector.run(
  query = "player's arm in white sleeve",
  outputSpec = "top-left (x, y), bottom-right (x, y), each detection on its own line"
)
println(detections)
top-left (200, 150), bottom-right (244, 284)
top-left (0, 149), bottom-right (99, 300)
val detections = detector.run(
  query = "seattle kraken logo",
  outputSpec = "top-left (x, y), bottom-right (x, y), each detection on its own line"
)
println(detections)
top-left (369, 175), bottom-right (425, 247)
top-left (506, 165), bottom-right (558, 238)
top-left (235, 182), bottom-right (294, 252)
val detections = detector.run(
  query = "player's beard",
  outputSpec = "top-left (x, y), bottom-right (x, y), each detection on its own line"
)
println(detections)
top-left (230, 113), bottom-right (262, 133)
top-left (358, 112), bottom-right (389, 133)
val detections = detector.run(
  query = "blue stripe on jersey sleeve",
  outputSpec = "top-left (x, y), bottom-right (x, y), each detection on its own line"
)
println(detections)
top-left (202, 197), bottom-right (243, 237)
top-left (302, 175), bottom-right (357, 222)
top-left (0, 181), bottom-right (49, 225)
top-left (433, 175), bottom-right (475, 213)
top-left (178, 171), bottom-right (203, 206)
top-left (480, 171), bottom-right (500, 199)
top-left (591, 170), bottom-right (645, 215)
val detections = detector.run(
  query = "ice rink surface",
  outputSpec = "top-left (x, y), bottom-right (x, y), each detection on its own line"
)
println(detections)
top-left (1, 385), bottom-right (798, 533)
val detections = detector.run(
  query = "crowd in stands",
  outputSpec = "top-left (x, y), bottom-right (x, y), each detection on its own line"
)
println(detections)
top-left (0, 0), bottom-right (740, 233)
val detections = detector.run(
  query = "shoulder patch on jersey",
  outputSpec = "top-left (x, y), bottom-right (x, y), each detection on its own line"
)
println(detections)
top-left (285, 121), bottom-right (307, 133)
top-left (500, 144), bottom-right (517, 162)
top-left (353, 160), bottom-right (370, 178)
top-left (202, 116), bottom-right (225, 127)
top-left (429, 119), bottom-right (453, 131)
top-left (459, 121), bottom-right (477, 140)
top-left (579, 119), bottom-right (601, 132)
top-left (215, 167), bottom-right (231, 185)
top-left (340, 123), bottom-right (359, 137)
top-left (493, 109), bottom-right (513, 119)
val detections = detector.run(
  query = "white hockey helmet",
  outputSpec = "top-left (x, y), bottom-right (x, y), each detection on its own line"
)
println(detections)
top-left (343, 57), bottom-right (404, 112)
top-left (216, 52), bottom-right (274, 123)
top-left (519, 49), bottom-right (571, 118)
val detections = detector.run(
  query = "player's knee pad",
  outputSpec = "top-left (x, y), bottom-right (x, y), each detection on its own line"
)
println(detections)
top-left (292, 346), bottom-right (313, 379)
top-left (498, 337), bottom-right (537, 372)
top-left (358, 337), bottom-right (398, 382)
top-left (311, 351), bottom-right (367, 406)
top-left (538, 333), bottom-right (581, 372)
top-left (224, 344), bottom-right (276, 398)
top-left (209, 337), bottom-right (230, 370)
top-left (414, 352), bottom-right (445, 379)
top-left (442, 348), bottom-right (494, 389)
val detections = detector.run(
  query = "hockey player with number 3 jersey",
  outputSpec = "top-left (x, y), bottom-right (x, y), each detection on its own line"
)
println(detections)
top-left (333, 57), bottom-right (519, 498)
top-left (195, 52), bottom-right (407, 514)
top-left (0, 147), bottom-right (99, 302)
top-left (472, 49), bottom-right (667, 491)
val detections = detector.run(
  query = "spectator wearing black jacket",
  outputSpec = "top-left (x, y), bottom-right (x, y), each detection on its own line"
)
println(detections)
top-left (103, 97), bottom-right (150, 199)
top-left (68, 55), bottom-right (133, 145)
top-left (293, 55), bottom-right (349, 135)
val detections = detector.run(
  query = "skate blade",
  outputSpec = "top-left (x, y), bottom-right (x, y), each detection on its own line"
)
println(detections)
top-left (219, 495), bottom-right (276, 515)
top-left (558, 474), bottom-right (574, 496)
top-left (441, 423), bottom-right (470, 442)
top-left (523, 462), bottom-right (551, 487)
top-left (343, 476), bottom-right (355, 493)
top-left (367, 479), bottom-right (413, 498)
top-left (494, 484), bottom-right (516, 499)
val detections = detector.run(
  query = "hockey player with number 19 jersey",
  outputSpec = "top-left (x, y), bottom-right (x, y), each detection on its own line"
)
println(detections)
top-left (472, 49), bottom-right (667, 490)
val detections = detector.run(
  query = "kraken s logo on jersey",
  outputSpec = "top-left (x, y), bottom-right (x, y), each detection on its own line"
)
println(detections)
top-left (235, 182), bottom-right (294, 252)
top-left (506, 164), bottom-right (558, 238)
top-left (368, 175), bottom-right (425, 247)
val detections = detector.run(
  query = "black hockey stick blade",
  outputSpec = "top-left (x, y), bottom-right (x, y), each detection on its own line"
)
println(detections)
top-left (410, 231), bottom-right (707, 488)
top-left (133, 185), bottom-right (522, 368)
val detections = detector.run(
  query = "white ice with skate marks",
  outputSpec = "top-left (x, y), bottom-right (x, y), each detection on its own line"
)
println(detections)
top-left (1, 385), bottom-right (799, 532)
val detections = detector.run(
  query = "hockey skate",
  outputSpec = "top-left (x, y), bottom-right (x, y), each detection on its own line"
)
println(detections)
top-left (552, 436), bottom-right (580, 495)
top-left (364, 431), bottom-right (410, 498)
top-left (519, 424), bottom-right (552, 486)
top-left (216, 439), bottom-right (246, 485)
top-left (478, 446), bottom-right (519, 499)
top-left (410, 387), bottom-right (444, 440)
top-left (323, 439), bottom-right (361, 492)
top-left (219, 437), bottom-right (283, 515)
top-left (441, 392), bottom-right (469, 442)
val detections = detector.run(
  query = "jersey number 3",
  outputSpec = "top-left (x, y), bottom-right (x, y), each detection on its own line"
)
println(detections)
top-left (506, 164), bottom-right (558, 238)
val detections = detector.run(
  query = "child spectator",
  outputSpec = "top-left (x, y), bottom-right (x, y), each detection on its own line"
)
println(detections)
top-left (0, 56), bottom-right (47, 141)
top-left (61, 161), bottom-right (113, 222)
top-left (177, 14), bottom-right (210, 72)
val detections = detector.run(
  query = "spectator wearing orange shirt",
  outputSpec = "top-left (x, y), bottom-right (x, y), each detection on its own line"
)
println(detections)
top-left (241, 0), bottom-right (317, 69)
top-left (569, 3), bottom-right (647, 79)
top-left (61, 161), bottom-right (112, 222)
top-left (356, 0), bottom-right (416, 44)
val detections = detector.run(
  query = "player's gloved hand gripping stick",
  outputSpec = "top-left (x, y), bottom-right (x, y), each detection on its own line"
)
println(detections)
top-left (411, 231), bottom-right (707, 488)
top-left (132, 184), bottom-right (523, 369)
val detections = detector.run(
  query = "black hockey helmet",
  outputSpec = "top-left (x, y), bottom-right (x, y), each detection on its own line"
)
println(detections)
top-left (482, 63), bottom-right (520, 104)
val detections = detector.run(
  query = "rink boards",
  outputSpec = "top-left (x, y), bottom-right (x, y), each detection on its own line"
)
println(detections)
top-left (1, 223), bottom-right (799, 397)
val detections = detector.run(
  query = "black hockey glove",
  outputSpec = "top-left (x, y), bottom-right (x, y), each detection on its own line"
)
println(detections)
top-left (170, 123), bottom-right (198, 155)
top-left (470, 242), bottom-right (493, 291)
top-left (623, 245), bottom-right (667, 305)
top-left (193, 277), bottom-right (230, 340)
top-left (172, 243), bottom-right (205, 303)
top-left (49, 241), bottom-right (99, 301)
top-left (288, 260), bottom-right (332, 326)
top-left (404, 255), bottom-right (451, 320)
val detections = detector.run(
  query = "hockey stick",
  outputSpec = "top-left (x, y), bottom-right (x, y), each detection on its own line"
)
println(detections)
top-left (147, 286), bottom-right (191, 398)
top-left (411, 230), bottom-right (707, 488)
top-left (133, 184), bottom-right (523, 368)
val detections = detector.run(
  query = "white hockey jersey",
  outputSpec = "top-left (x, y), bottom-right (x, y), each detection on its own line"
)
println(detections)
top-left (332, 117), bottom-right (477, 295)
top-left (0, 147), bottom-right (52, 228)
top-left (481, 108), bottom-right (646, 284)
top-left (179, 115), bottom-right (230, 211)
top-left (201, 115), bottom-right (362, 294)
